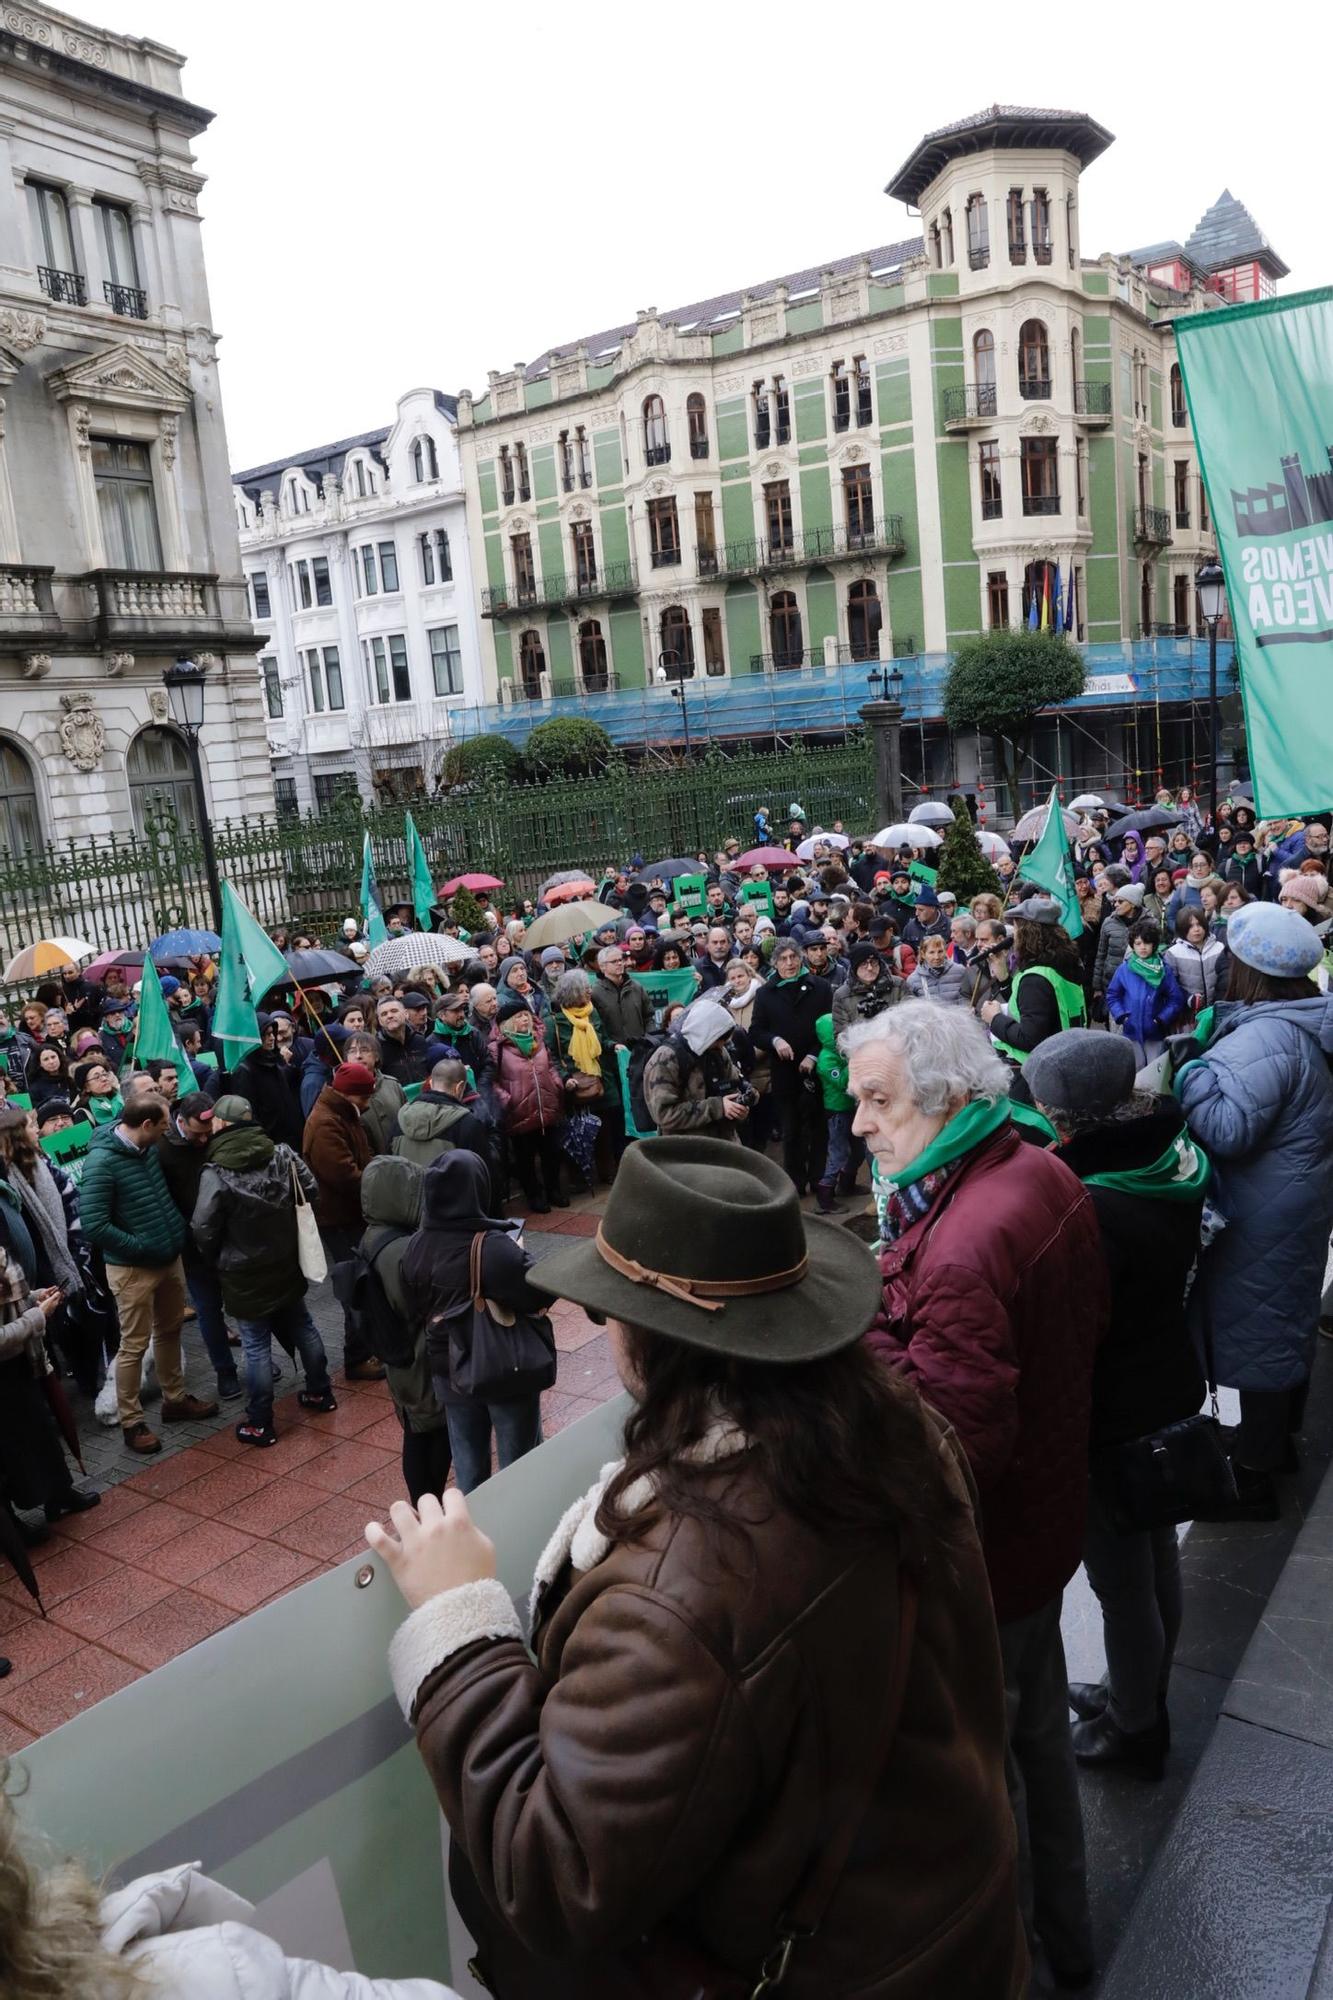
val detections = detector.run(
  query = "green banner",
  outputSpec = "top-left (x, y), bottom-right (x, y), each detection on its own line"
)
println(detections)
top-left (1176, 287), bottom-right (1333, 817)
top-left (41, 1118), bottom-right (93, 1185)
top-left (907, 858), bottom-right (938, 885)
top-left (672, 873), bottom-right (708, 917)
top-left (629, 965), bottom-right (700, 1029)
top-left (738, 881), bottom-right (774, 918)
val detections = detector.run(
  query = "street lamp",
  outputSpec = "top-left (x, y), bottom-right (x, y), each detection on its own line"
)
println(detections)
top-left (162, 655), bottom-right (223, 933)
top-left (657, 650), bottom-right (691, 757)
top-left (1196, 561), bottom-right (1227, 832)
top-left (859, 659), bottom-right (906, 825)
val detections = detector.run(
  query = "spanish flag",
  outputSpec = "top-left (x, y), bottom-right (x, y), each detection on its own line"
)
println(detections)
top-left (1040, 565), bottom-right (1051, 631)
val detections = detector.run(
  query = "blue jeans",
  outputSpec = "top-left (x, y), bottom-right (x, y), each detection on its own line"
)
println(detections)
top-left (823, 1110), bottom-right (865, 1186)
top-left (185, 1264), bottom-right (237, 1381)
top-left (236, 1302), bottom-right (331, 1429)
top-left (443, 1395), bottom-right (542, 1494)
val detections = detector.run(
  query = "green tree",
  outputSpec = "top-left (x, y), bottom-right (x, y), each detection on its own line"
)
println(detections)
top-left (942, 631), bottom-right (1086, 819)
top-left (440, 733), bottom-right (520, 793)
top-left (935, 796), bottom-right (1002, 902)
top-left (449, 884), bottom-right (486, 934)
top-left (524, 717), bottom-right (613, 777)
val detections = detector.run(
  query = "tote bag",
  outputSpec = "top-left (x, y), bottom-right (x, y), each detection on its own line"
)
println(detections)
top-left (289, 1159), bottom-right (327, 1284)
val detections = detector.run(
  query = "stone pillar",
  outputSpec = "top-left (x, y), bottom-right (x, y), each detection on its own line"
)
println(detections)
top-left (859, 699), bottom-right (904, 827)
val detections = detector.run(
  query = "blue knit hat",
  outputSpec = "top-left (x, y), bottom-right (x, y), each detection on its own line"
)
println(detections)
top-left (1226, 902), bottom-right (1322, 978)
top-left (911, 883), bottom-right (939, 909)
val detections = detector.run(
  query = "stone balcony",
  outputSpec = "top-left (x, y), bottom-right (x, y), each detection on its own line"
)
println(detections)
top-left (0, 564), bottom-right (62, 641)
top-left (87, 569), bottom-right (259, 655)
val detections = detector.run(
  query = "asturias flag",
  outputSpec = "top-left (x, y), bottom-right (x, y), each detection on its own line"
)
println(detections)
top-left (212, 882), bottom-right (293, 1057)
top-left (1020, 786), bottom-right (1083, 938)
top-left (131, 957), bottom-right (195, 1096)
top-left (404, 813), bottom-right (435, 932)
top-left (360, 833), bottom-right (389, 949)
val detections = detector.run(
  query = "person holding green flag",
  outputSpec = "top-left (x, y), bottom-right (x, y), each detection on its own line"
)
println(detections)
top-left (1019, 787), bottom-right (1083, 939)
top-left (129, 959), bottom-right (195, 1100)
top-left (360, 831), bottom-right (389, 949)
top-left (981, 896), bottom-right (1088, 1063)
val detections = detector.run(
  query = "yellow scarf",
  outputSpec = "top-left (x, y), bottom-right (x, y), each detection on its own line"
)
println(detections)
top-left (562, 1002), bottom-right (602, 1076)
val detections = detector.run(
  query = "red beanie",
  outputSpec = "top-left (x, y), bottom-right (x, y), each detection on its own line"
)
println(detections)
top-left (333, 1061), bottom-right (376, 1098)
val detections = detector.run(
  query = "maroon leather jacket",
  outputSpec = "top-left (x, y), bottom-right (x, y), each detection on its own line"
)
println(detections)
top-left (489, 1030), bottom-right (566, 1136)
top-left (864, 1125), bottom-right (1107, 1622)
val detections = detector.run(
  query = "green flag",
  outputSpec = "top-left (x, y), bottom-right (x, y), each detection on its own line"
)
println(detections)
top-left (212, 883), bottom-right (293, 1057)
top-left (629, 965), bottom-right (701, 1028)
top-left (1020, 787), bottom-right (1083, 938)
top-left (360, 833), bottom-right (389, 948)
top-left (404, 813), bottom-right (435, 931)
top-left (1176, 287), bottom-right (1333, 818)
top-left (130, 958), bottom-right (195, 1096)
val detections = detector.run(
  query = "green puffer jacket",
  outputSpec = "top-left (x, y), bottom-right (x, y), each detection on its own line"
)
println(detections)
top-left (79, 1129), bottom-right (186, 1268)
top-left (814, 1013), bottom-right (854, 1112)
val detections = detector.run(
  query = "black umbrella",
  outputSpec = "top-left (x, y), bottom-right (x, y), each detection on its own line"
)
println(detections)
top-left (1104, 807), bottom-right (1183, 842)
top-left (0, 1498), bottom-right (44, 1614)
top-left (635, 857), bottom-right (699, 882)
top-left (279, 949), bottom-right (360, 985)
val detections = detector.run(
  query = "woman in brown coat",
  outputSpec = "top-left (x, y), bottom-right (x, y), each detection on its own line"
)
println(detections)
top-left (367, 1137), bottom-right (1025, 2000)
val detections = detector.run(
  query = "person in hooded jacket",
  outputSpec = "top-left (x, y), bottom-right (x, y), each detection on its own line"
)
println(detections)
top-left (1165, 907), bottom-right (1227, 1013)
top-left (1178, 902), bottom-right (1333, 1515)
top-left (1026, 1033), bottom-right (1208, 1779)
top-left (302, 1062), bottom-right (385, 1384)
top-left (1105, 920), bottom-right (1188, 1066)
top-left (644, 997), bottom-right (749, 1142)
top-left (399, 1151), bottom-right (552, 1494)
top-left (229, 1014), bottom-right (305, 1151)
top-left (191, 1097), bottom-right (336, 1446)
top-left (391, 1057), bottom-right (499, 1184)
top-left (906, 935), bottom-right (970, 1006)
top-left (298, 1022), bottom-right (349, 1119)
top-left (358, 1154), bottom-right (451, 1504)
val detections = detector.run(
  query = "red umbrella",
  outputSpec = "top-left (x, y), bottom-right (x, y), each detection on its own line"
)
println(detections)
top-left (545, 878), bottom-right (597, 905)
top-left (734, 847), bottom-right (802, 871)
top-left (83, 950), bottom-right (145, 984)
top-left (440, 873), bottom-right (505, 896)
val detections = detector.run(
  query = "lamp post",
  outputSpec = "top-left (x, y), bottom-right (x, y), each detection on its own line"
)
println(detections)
top-left (657, 650), bottom-right (691, 757)
top-left (859, 662), bottom-right (905, 826)
top-left (162, 655), bottom-right (223, 933)
top-left (1196, 562), bottom-right (1227, 833)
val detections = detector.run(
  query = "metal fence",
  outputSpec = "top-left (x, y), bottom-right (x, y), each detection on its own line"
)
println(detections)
top-left (0, 741), bottom-right (876, 965)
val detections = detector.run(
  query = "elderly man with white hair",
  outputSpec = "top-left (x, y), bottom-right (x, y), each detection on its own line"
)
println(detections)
top-left (845, 1000), bottom-right (1107, 1993)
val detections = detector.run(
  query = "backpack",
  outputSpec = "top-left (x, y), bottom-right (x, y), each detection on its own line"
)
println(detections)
top-left (626, 1030), bottom-right (671, 1139)
top-left (330, 1230), bottom-right (414, 1367)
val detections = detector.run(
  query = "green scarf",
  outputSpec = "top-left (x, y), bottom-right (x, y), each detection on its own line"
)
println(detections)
top-left (1084, 1129), bottom-right (1212, 1201)
top-left (884, 1096), bottom-right (1011, 1193)
top-left (775, 972), bottom-right (808, 986)
top-left (502, 1026), bottom-right (536, 1057)
top-left (1009, 1099), bottom-right (1060, 1144)
top-left (1124, 951), bottom-right (1165, 988)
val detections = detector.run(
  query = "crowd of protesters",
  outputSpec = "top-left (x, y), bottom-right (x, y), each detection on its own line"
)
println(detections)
top-left (3, 782), bottom-right (1333, 1997)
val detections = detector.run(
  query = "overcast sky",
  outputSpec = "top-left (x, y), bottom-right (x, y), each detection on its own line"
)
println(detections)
top-left (102, 1), bottom-right (1322, 472)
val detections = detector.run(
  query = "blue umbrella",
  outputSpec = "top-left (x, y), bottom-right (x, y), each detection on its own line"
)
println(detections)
top-left (149, 927), bottom-right (221, 961)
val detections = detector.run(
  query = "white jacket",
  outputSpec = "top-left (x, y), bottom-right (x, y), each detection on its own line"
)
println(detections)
top-left (100, 1864), bottom-right (460, 2000)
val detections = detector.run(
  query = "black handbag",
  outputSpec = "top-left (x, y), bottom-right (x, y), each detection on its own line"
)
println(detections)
top-left (1100, 1292), bottom-right (1237, 1531)
top-left (444, 1231), bottom-right (556, 1403)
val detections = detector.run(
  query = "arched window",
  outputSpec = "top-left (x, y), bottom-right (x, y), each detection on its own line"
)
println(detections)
top-left (578, 618), bottom-right (609, 692)
top-left (847, 580), bottom-right (882, 663)
top-left (1070, 324), bottom-right (1081, 391)
top-left (687, 393), bottom-right (708, 460)
top-left (643, 395), bottom-right (669, 466)
top-left (1170, 362), bottom-right (1186, 427)
top-left (1018, 319), bottom-right (1050, 399)
top-left (659, 606), bottom-right (694, 679)
top-left (941, 207), bottom-right (954, 266)
top-left (127, 728), bottom-right (197, 836)
top-left (0, 741), bottom-right (39, 856)
top-left (770, 590), bottom-right (803, 669)
top-left (518, 630), bottom-right (546, 700)
top-left (411, 435), bottom-right (439, 483)
top-left (973, 329), bottom-right (996, 415)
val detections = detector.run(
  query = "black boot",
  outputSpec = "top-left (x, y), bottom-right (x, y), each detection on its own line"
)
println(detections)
top-left (815, 1181), bottom-right (845, 1216)
top-left (1072, 1709), bottom-right (1168, 1780)
top-left (1068, 1681), bottom-right (1108, 1722)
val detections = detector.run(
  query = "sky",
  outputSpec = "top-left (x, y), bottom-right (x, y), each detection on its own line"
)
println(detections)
top-left (98, 0), bottom-right (1325, 472)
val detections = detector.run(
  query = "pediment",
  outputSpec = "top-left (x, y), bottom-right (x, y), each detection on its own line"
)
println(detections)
top-left (45, 342), bottom-right (192, 411)
top-left (0, 342), bottom-right (27, 388)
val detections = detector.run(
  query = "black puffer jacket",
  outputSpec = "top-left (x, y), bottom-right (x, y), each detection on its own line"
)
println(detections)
top-left (191, 1124), bottom-right (317, 1319)
top-left (1054, 1098), bottom-right (1205, 1450)
top-left (230, 1048), bottom-right (304, 1150)
top-left (750, 972), bottom-right (832, 1096)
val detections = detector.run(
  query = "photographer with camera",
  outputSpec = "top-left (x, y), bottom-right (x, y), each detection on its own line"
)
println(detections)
top-left (642, 998), bottom-right (752, 1141)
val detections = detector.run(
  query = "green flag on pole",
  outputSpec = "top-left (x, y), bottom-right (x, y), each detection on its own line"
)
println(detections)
top-left (212, 882), bottom-right (292, 1058)
top-left (404, 812), bottom-right (435, 931)
top-left (1020, 787), bottom-right (1083, 938)
top-left (360, 833), bottom-right (389, 948)
top-left (130, 957), bottom-right (195, 1096)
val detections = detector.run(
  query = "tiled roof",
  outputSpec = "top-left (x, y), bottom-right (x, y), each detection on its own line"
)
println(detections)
top-left (885, 106), bottom-right (1114, 204)
top-left (1183, 190), bottom-right (1289, 279)
top-left (521, 238), bottom-right (925, 382)
top-left (232, 394), bottom-right (459, 491)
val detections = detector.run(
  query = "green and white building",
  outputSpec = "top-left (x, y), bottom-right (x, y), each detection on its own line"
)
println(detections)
top-left (457, 106), bottom-right (1281, 710)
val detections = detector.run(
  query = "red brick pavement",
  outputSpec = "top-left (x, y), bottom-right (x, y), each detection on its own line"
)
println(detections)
top-left (0, 1218), bottom-right (618, 1746)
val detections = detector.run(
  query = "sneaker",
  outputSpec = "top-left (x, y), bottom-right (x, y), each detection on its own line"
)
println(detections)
top-left (235, 1420), bottom-right (277, 1448)
top-left (344, 1360), bottom-right (386, 1384)
top-left (123, 1422), bottom-right (162, 1455)
top-left (161, 1393), bottom-right (220, 1423)
top-left (298, 1388), bottom-right (338, 1413)
top-left (217, 1370), bottom-right (244, 1402)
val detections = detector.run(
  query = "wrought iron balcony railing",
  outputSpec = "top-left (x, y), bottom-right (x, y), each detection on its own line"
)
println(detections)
top-left (707, 518), bottom-right (907, 579)
top-left (1074, 380), bottom-right (1112, 417)
top-left (1171, 406), bottom-right (1188, 428)
top-left (1021, 493), bottom-right (1061, 517)
top-left (1019, 375), bottom-right (1053, 401)
top-left (548, 671), bottom-right (623, 698)
top-left (1139, 621), bottom-right (1192, 639)
top-left (1134, 505), bottom-right (1173, 545)
top-left (689, 438), bottom-right (709, 459)
top-left (38, 265), bottom-right (85, 306)
top-left (104, 280), bottom-right (148, 319)
top-left (943, 382), bottom-right (999, 424)
top-left (650, 547), bottom-right (682, 569)
top-left (481, 560), bottom-right (639, 617)
top-left (645, 444), bottom-right (671, 467)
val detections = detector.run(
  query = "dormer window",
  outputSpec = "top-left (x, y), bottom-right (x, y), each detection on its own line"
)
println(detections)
top-left (411, 435), bottom-right (439, 482)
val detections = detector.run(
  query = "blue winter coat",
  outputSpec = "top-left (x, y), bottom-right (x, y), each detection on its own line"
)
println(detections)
top-left (1105, 957), bottom-right (1187, 1043)
top-left (1179, 995), bottom-right (1333, 1390)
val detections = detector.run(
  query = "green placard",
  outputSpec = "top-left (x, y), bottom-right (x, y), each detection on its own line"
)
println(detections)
top-left (672, 873), bottom-right (708, 917)
top-left (40, 1119), bottom-right (92, 1185)
top-left (908, 859), bottom-right (938, 885)
top-left (629, 966), bottom-right (701, 1029)
top-left (738, 881), bottom-right (775, 918)
top-left (7, 1091), bottom-right (31, 1110)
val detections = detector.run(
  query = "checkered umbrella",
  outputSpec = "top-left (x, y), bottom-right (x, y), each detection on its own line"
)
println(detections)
top-left (365, 931), bottom-right (472, 979)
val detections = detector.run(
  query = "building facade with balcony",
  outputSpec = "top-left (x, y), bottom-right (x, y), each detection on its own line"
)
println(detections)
top-left (0, 3), bottom-right (271, 850)
top-left (456, 108), bottom-right (1277, 707)
top-left (233, 387), bottom-right (483, 811)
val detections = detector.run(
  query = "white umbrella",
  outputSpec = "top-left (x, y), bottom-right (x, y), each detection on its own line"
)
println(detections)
top-left (365, 931), bottom-right (472, 979)
top-left (908, 802), bottom-right (955, 828)
top-left (795, 831), bottom-right (851, 861)
top-left (871, 823), bottom-right (943, 850)
top-left (1012, 803), bottom-right (1081, 843)
top-left (2, 935), bottom-right (95, 984)
top-left (1069, 793), bottom-right (1106, 813)
top-left (974, 829), bottom-right (1011, 861)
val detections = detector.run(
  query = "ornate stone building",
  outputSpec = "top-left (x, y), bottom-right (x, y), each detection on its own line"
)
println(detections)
top-left (0, 2), bottom-right (269, 853)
